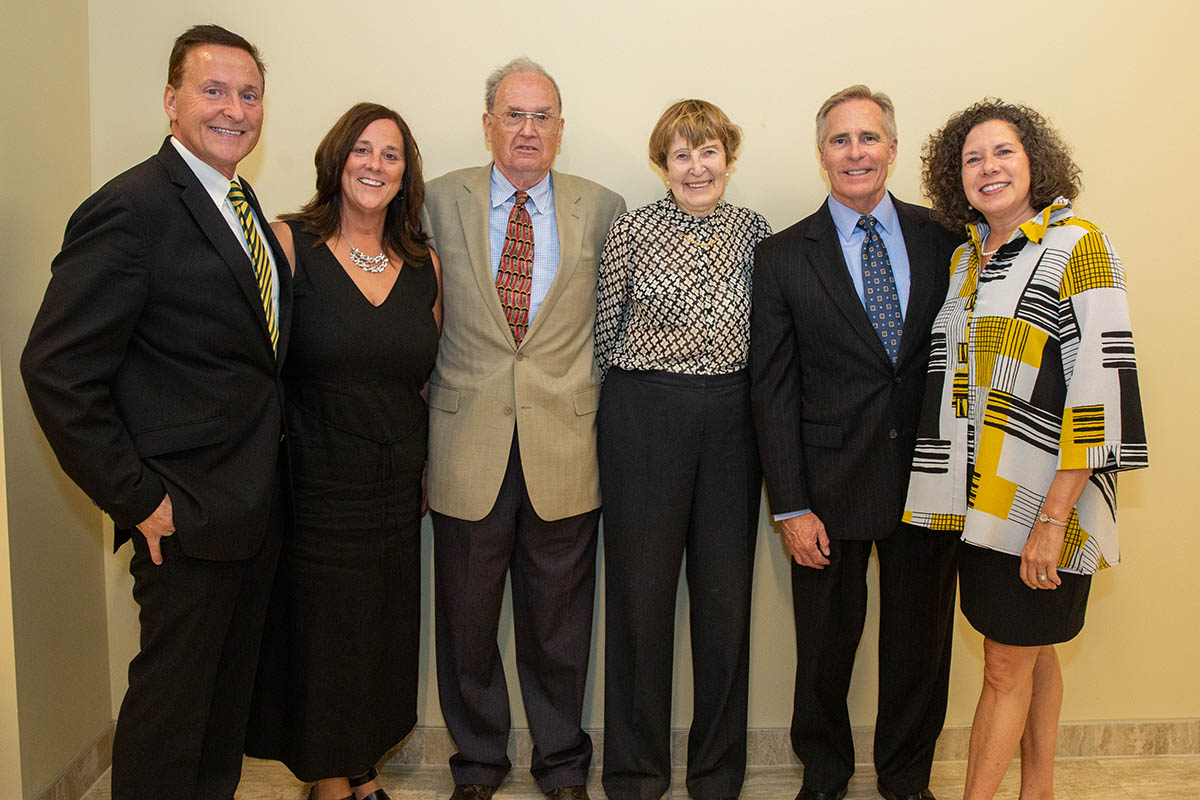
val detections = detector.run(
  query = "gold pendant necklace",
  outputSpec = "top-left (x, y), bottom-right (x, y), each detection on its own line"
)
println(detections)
top-left (683, 232), bottom-right (720, 248)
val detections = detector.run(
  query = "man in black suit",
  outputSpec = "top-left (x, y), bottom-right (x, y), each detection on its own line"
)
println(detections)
top-left (21, 24), bottom-right (289, 800)
top-left (749, 85), bottom-right (959, 800)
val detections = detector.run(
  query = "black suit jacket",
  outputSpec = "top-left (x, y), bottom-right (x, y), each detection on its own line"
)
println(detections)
top-left (750, 195), bottom-right (958, 540)
top-left (21, 138), bottom-right (291, 560)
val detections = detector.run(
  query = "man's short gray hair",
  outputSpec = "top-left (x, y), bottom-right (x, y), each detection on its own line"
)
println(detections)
top-left (484, 56), bottom-right (562, 113)
top-left (815, 85), bottom-right (897, 152)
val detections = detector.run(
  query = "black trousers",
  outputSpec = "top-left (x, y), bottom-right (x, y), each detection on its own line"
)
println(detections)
top-left (111, 485), bottom-right (283, 800)
top-left (789, 524), bottom-right (957, 794)
top-left (599, 368), bottom-right (761, 800)
top-left (433, 434), bottom-right (599, 793)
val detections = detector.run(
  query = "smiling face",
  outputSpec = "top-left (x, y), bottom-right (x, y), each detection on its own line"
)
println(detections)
top-left (340, 117), bottom-right (406, 218)
top-left (960, 119), bottom-right (1035, 232)
top-left (483, 71), bottom-right (563, 190)
top-left (818, 98), bottom-right (897, 214)
top-left (163, 44), bottom-right (264, 179)
top-left (665, 134), bottom-right (727, 217)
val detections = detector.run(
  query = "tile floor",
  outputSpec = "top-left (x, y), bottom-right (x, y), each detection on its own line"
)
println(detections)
top-left (80, 754), bottom-right (1200, 799)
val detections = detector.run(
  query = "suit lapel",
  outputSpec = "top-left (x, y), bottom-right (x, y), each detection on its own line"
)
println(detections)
top-left (894, 197), bottom-right (938, 370)
top-left (523, 170), bottom-right (583, 345)
top-left (157, 140), bottom-right (278, 357)
top-left (458, 167), bottom-right (515, 347)
top-left (807, 202), bottom-right (892, 364)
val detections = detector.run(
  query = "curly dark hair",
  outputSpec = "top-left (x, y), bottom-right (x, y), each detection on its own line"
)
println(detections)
top-left (282, 102), bottom-right (429, 265)
top-left (921, 99), bottom-right (1081, 232)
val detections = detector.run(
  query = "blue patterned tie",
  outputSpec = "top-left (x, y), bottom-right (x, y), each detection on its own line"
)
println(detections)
top-left (857, 214), bottom-right (903, 364)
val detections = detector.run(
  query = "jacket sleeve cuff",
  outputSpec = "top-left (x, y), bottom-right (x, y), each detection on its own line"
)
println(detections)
top-left (106, 469), bottom-right (167, 530)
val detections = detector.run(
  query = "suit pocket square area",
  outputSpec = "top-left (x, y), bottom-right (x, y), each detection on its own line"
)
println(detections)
top-left (801, 420), bottom-right (844, 448)
top-left (427, 383), bottom-right (460, 413)
top-left (131, 414), bottom-right (229, 458)
top-left (573, 387), bottom-right (600, 416)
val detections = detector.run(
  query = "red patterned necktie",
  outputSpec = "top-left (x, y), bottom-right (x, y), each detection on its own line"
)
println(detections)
top-left (496, 191), bottom-right (533, 343)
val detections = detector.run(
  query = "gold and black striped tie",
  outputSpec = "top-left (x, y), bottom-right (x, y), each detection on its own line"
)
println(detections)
top-left (228, 180), bottom-right (278, 354)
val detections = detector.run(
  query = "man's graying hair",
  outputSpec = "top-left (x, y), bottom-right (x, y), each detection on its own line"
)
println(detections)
top-left (815, 84), bottom-right (897, 151)
top-left (484, 56), bottom-right (563, 113)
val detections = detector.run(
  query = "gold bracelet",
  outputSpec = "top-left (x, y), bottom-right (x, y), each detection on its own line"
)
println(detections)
top-left (1036, 511), bottom-right (1069, 526)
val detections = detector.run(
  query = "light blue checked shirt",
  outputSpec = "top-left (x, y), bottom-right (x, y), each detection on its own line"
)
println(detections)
top-left (489, 166), bottom-right (560, 324)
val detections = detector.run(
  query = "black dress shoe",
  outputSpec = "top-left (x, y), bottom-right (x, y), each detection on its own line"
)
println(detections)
top-left (795, 785), bottom-right (848, 800)
top-left (546, 786), bottom-right (589, 800)
top-left (876, 780), bottom-right (936, 800)
top-left (450, 785), bottom-right (497, 800)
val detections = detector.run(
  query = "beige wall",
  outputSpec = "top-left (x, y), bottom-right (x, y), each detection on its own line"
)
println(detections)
top-left (0, 357), bottom-right (24, 800)
top-left (2, 0), bottom-right (116, 797)
top-left (85, 0), bottom-right (1198, 741)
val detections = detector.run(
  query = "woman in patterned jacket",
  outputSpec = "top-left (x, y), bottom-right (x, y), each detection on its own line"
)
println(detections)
top-left (904, 100), bottom-right (1148, 800)
top-left (594, 99), bottom-right (771, 800)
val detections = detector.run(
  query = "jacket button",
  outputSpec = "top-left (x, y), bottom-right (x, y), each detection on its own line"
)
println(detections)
top-left (516, 351), bottom-right (525, 361)
top-left (893, 375), bottom-right (902, 384)
top-left (504, 406), bottom-right (513, 415)
top-left (888, 429), bottom-right (899, 439)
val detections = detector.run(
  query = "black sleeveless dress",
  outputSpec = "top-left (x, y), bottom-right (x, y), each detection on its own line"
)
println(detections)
top-left (247, 221), bottom-right (438, 780)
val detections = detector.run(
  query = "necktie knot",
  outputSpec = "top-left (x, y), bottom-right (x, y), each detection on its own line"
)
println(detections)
top-left (513, 190), bottom-right (529, 209)
top-left (856, 214), bottom-right (878, 233)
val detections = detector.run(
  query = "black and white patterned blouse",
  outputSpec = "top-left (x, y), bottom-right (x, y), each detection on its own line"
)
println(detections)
top-left (595, 194), bottom-right (772, 377)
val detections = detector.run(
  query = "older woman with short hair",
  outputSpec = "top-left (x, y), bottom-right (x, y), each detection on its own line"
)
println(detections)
top-left (595, 99), bottom-right (771, 800)
top-left (904, 100), bottom-right (1148, 799)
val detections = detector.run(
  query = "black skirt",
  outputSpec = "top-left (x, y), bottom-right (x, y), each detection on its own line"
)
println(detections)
top-left (958, 542), bottom-right (1091, 647)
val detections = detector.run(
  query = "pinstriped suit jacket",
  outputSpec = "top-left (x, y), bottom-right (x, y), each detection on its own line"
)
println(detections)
top-left (750, 195), bottom-right (958, 540)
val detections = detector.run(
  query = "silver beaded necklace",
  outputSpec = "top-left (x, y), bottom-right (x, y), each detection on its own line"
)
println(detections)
top-left (342, 231), bottom-right (389, 273)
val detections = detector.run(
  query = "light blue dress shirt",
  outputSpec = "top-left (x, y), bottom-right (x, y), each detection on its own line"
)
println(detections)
top-left (489, 167), bottom-right (560, 324)
top-left (775, 192), bottom-right (911, 522)
top-left (827, 192), bottom-right (911, 317)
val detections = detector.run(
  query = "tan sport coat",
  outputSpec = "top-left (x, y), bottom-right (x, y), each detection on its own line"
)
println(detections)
top-left (422, 165), bottom-right (625, 521)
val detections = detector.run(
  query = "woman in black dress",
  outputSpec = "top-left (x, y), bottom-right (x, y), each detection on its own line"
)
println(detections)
top-left (248, 102), bottom-right (441, 800)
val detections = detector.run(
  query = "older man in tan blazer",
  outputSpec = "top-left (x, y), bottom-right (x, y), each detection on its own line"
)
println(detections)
top-left (421, 57), bottom-right (624, 800)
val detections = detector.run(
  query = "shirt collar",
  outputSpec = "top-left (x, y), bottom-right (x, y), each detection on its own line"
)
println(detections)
top-left (828, 192), bottom-right (898, 243)
top-left (490, 166), bottom-right (553, 215)
top-left (170, 136), bottom-right (244, 208)
top-left (655, 191), bottom-right (728, 228)
top-left (1017, 196), bottom-right (1073, 243)
top-left (966, 196), bottom-right (1074, 250)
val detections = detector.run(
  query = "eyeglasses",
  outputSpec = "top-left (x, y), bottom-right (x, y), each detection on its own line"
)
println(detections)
top-left (490, 110), bottom-right (561, 132)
